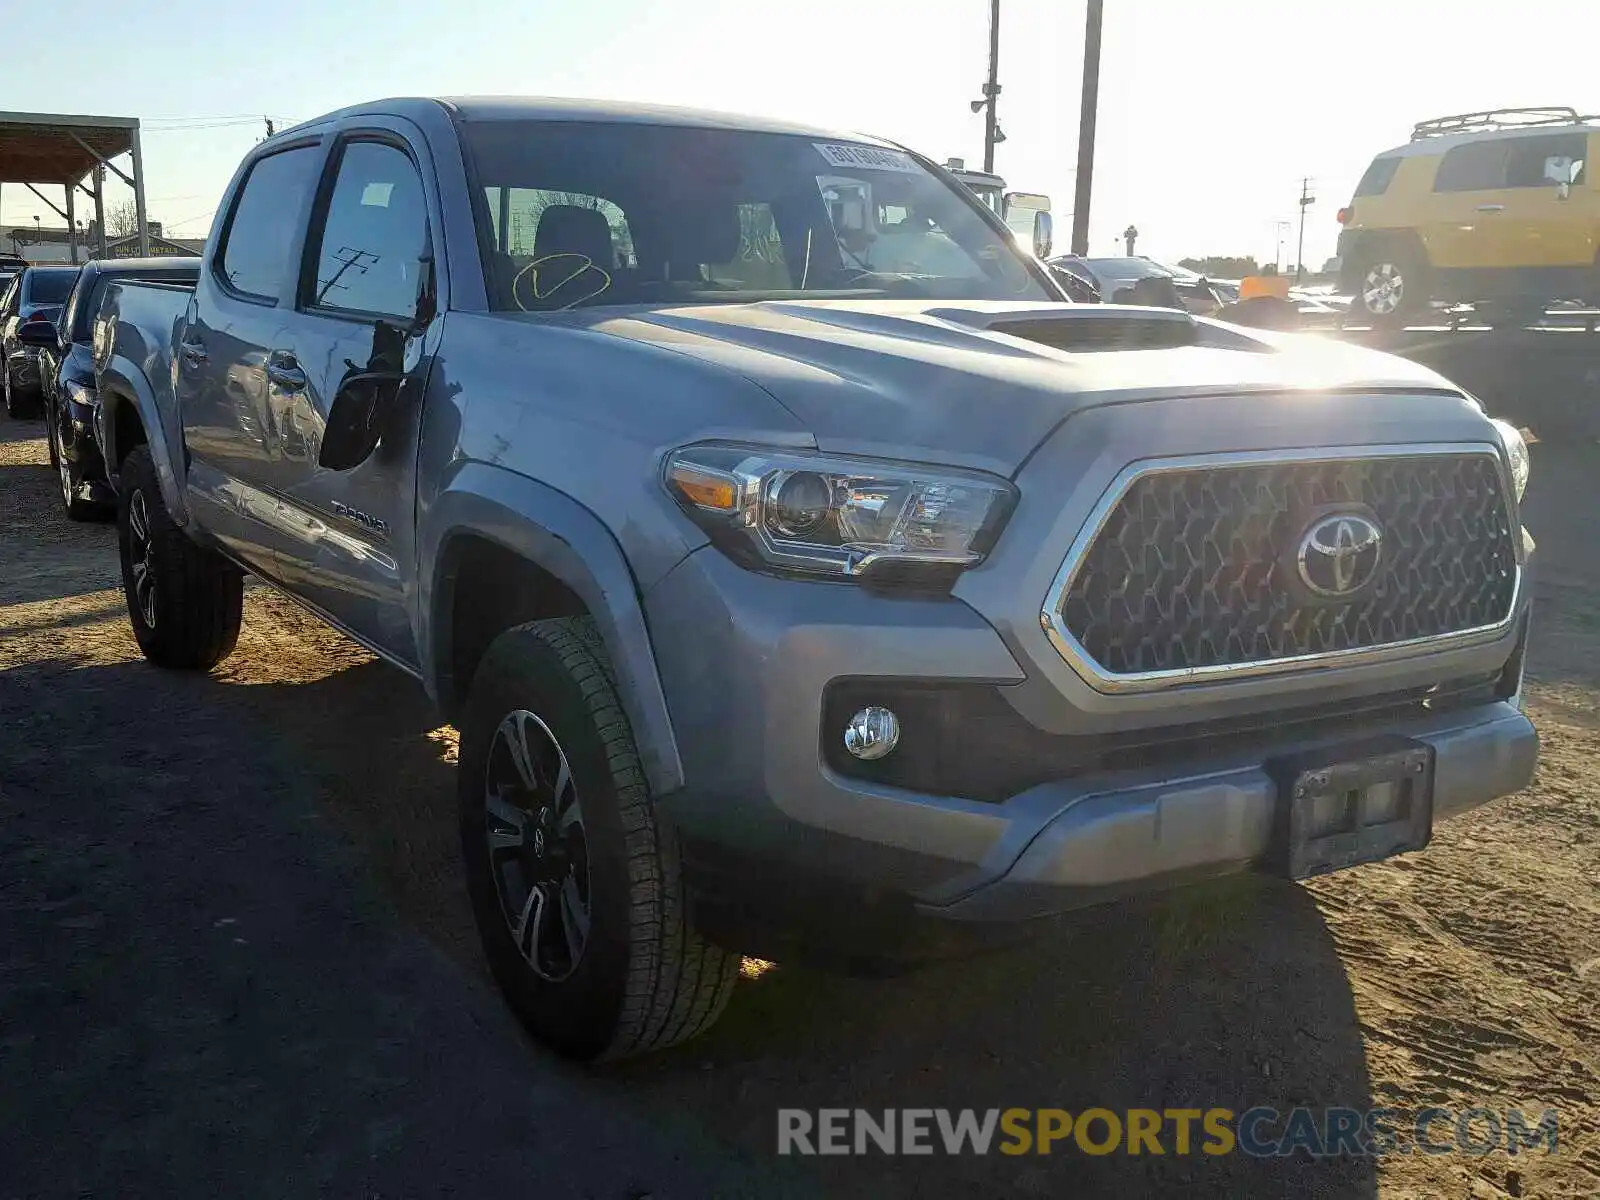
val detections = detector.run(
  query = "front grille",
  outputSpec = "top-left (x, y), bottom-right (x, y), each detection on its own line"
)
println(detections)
top-left (1055, 451), bottom-right (1518, 679)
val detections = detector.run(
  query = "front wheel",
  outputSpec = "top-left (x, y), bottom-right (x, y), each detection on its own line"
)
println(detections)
top-left (49, 402), bottom-right (110, 521)
top-left (117, 445), bottom-right (243, 669)
top-left (459, 617), bottom-right (741, 1061)
top-left (3, 363), bottom-right (35, 419)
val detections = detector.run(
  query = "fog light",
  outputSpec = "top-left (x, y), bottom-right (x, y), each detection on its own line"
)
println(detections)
top-left (844, 706), bottom-right (900, 760)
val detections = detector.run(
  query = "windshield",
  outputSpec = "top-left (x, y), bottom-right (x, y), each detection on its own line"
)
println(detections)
top-left (1086, 258), bottom-right (1173, 282)
top-left (464, 121), bottom-right (1050, 311)
top-left (27, 269), bottom-right (78, 305)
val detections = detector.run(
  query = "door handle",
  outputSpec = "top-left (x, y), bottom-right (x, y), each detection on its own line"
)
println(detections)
top-left (1476, 203), bottom-right (1505, 213)
top-left (264, 354), bottom-right (307, 391)
top-left (179, 339), bottom-right (207, 365)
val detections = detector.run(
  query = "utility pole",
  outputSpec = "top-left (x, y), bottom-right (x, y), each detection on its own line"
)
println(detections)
top-left (1274, 219), bottom-right (1291, 273)
top-left (1123, 225), bottom-right (1138, 256)
top-left (974, 0), bottom-right (1002, 174)
top-left (1295, 177), bottom-right (1315, 283)
top-left (1070, 0), bottom-right (1104, 256)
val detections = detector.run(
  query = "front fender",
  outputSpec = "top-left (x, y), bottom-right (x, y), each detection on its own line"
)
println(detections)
top-left (421, 461), bottom-right (684, 796)
top-left (97, 357), bottom-right (189, 526)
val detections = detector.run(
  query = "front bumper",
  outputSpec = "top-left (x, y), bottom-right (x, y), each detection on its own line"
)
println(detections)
top-left (647, 547), bottom-right (1536, 935)
top-left (925, 699), bottom-right (1535, 922)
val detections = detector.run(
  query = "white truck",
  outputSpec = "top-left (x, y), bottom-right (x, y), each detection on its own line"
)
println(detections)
top-left (944, 158), bottom-right (1052, 251)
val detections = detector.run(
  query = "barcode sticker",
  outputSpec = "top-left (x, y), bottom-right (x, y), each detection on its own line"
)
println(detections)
top-left (813, 143), bottom-right (920, 174)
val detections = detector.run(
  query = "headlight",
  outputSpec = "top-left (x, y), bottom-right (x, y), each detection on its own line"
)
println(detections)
top-left (65, 380), bottom-right (95, 407)
top-left (664, 443), bottom-right (1017, 584)
top-left (1490, 418), bottom-right (1530, 502)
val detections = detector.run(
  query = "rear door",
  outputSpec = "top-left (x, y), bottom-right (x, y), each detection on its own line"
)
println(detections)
top-left (179, 139), bottom-right (325, 571)
top-left (249, 125), bottom-right (440, 668)
top-left (1419, 139), bottom-right (1514, 269)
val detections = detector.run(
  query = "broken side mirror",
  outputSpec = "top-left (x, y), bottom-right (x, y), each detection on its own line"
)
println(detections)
top-left (318, 255), bottom-right (435, 472)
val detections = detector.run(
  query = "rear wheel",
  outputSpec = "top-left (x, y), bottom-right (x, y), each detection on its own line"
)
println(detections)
top-left (459, 616), bottom-right (740, 1060)
top-left (117, 445), bottom-right (243, 669)
top-left (1353, 247), bottom-right (1426, 327)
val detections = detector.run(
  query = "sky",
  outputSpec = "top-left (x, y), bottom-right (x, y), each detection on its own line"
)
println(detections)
top-left (3, 0), bottom-right (1597, 269)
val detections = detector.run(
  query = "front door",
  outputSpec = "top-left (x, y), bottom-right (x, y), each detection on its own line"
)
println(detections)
top-left (252, 131), bottom-right (439, 669)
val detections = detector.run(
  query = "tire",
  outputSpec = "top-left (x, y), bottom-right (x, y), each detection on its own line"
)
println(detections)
top-left (117, 445), bottom-right (243, 670)
top-left (49, 400), bottom-right (110, 521)
top-left (3, 362), bottom-right (38, 419)
top-left (1352, 244), bottom-right (1426, 328)
top-left (459, 616), bottom-right (740, 1061)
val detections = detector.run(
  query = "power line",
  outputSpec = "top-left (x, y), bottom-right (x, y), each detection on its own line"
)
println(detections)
top-left (141, 113), bottom-right (297, 126)
top-left (164, 208), bottom-right (218, 232)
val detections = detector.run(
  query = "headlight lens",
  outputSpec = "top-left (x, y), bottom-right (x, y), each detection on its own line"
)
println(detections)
top-left (1490, 418), bottom-right (1530, 502)
top-left (65, 380), bottom-right (95, 407)
top-left (664, 444), bottom-right (1017, 582)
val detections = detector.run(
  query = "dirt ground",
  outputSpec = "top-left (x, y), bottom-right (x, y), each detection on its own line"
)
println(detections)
top-left (1, 415), bottom-right (1595, 1198)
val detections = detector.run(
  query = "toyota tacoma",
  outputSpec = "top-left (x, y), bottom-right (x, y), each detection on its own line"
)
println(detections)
top-left (92, 96), bottom-right (1538, 1061)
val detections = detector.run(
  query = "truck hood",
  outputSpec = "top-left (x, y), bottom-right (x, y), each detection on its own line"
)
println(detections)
top-left (550, 300), bottom-right (1465, 475)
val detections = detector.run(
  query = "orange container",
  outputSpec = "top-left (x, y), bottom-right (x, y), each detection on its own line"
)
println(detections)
top-left (1238, 275), bottom-right (1291, 301)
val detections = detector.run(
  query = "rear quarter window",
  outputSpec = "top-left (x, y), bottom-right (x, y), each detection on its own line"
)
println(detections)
top-left (1354, 156), bottom-right (1402, 197)
top-left (1432, 141), bottom-right (1509, 192)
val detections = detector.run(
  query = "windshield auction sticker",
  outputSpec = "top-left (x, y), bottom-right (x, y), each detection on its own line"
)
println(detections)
top-left (813, 143), bottom-right (920, 174)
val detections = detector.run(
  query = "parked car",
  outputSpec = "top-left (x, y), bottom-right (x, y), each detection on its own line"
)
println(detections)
top-left (95, 96), bottom-right (1537, 1062)
top-left (1044, 256), bottom-right (1102, 302)
top-left (0, 257), bottom-right (23, 305)
top-left (2, 265), bottom-right (79, 417)
top-left (28, 258), bottom-right (201, 518)
top-left (1053, 256), bottom-right (1225, 314)
top-left (1339, 106), bottom-right (1600, 325)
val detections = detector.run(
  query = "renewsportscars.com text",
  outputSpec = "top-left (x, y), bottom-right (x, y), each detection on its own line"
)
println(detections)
top-left (777, 1107), bottom-right (1560, 1157)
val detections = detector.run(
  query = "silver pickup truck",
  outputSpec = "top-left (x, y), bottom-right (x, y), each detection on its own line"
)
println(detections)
top-left (93, 96), bottom-right (1538, 1061)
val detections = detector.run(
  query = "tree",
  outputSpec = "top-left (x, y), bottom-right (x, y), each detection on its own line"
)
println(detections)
top-left (107, 199), bottom-right (141, 238)
top-left (1177, 255), bottom-right (1260, 279)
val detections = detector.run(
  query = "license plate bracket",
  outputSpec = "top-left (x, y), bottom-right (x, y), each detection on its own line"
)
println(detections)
top-left (1267, 737), bottom-right (1435, 880)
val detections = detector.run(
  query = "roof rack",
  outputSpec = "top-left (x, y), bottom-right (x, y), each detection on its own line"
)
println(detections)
top-left (1411, 107), bottom-right (1600, 140)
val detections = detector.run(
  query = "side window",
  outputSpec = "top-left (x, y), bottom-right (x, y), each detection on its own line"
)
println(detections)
top-left (1504, 133), bottom-right (1587, 188)
top-left (1432, 142), bottom-right (1509, 192)
top-left (219, 146), bottom-right (321, 300)
top-left (59, 275), bottom-right (86, 341)
top-left (308, 141), bottom-right (430, 320)
top-left (1354, 156), bottom-right (1401, 197)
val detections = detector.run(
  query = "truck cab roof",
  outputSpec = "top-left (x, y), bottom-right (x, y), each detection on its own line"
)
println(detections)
top-left (277, 95), bottom-right (897, 147)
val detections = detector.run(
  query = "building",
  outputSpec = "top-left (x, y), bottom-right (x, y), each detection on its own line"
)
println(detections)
top-left (4, 221), bottom-right (201, 262)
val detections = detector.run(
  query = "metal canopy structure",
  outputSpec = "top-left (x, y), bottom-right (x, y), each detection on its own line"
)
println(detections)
top-left (0, 110), bottom-right (147, 262)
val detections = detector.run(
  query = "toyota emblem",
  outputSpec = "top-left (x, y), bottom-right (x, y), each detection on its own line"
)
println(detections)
top-left (1296, 513), bottom-right (1383, 599)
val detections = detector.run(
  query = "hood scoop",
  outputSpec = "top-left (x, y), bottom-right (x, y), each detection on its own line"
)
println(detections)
top-left (927, 304), bottom-right (1269, 355)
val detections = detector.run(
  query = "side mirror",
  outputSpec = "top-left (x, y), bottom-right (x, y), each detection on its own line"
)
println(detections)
top-left (318, 253), bottom-right (436, 472)
top-left (1032, 210), bottom-right (1054, 260)
top-left (17, 319), bottom-right (59, 349)
top-left (319, 320), bottom-right (408, 472)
